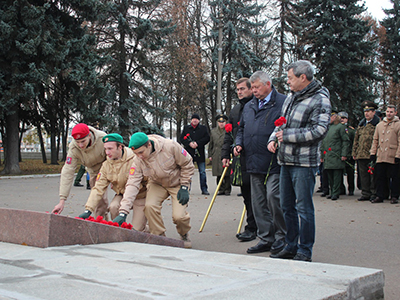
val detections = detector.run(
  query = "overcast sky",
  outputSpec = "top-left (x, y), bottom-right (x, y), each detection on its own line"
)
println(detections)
top-left (362, 0), bottom-right (392, 20)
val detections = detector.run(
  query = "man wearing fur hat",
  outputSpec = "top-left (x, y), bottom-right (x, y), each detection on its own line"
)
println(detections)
top-left (78, 133), bottom-right (148, 230)
top-left (114, 133), bottom-right (195, 247)
top-left (52, 123), bottom-right (108, 216)
top-left (209, 114), bottom-right (231, 196)
top-left (180, 114), bottom-right (210, 195)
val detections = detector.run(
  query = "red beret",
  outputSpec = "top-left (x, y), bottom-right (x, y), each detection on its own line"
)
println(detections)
top-left (71, 123), bottom-right (90, 140)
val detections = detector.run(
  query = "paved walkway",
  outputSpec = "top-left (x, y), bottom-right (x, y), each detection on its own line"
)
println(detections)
top-left (0, 171), bottom-right (398, 299)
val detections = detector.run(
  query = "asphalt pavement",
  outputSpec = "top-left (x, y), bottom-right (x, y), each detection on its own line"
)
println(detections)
top-left (0, 171), bottom-right (399, 299)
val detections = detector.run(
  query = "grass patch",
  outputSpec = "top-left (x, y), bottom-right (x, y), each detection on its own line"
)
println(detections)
top-left (0, 159), bottom-right (65, 176)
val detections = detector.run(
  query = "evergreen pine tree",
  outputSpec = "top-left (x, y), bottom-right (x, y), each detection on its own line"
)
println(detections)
top-left (293, 0), bottom-right (380, 122)
top-left (206, 0), bottom-right (271, 117)
top-left (380, 0), bottom-right (400, 104)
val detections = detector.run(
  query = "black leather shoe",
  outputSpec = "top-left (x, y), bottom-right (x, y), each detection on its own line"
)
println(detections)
top-left (270, 248), bottom-right (297, 259)
top-left (321, 193), bottom-right (328, 197)
top-left (217, 190), bottom-right (225, 195)
top-left (316, 187), bottom-right (323, 193)
top-left (74, 183), bottom-right (84, 187)
top-left (327, 195), bottom-right (332, 199)
top-left (237, 230), bottom-right (256, 242)
top-left (357, 196), bottom-right (370, 201)
top-left (202, 191), bottom-right (210, 195)
top-left (247, 240), bottom-right (273, 254)
top-left (293, 252), bottom-right (312, 262)
top-left (348, 191), bottom-right (354, 196)
top-left (391, 198), bottom-right (398, 204)
top-left (331, 195), bottom-right (338, 200)
top-left (371, 197), bottom-right (383, 203)
top-left (270, 239), bottom-right (285, 255)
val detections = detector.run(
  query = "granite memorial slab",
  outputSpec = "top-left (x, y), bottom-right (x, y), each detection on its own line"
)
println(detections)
top-left (0, 207), bottom-right (184, 248)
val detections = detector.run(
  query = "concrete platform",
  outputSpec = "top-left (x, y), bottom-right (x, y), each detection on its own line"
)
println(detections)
top-left (0, 241), bottom-right (384, 300)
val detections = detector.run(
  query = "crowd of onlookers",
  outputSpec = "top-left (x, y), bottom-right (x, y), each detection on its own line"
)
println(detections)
top-left (318, 102), bottom-right (400, 205)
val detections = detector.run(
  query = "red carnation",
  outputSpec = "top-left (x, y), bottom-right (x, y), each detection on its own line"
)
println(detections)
top-left (328, 147), bottom-right (332, 151)
top-left (186, 133), bottom-right (190, 137)
top-left (274, 116), bottom-right (287, 127)
top-left (237, 121), bottom-right (240, 126)
top-left (225, 123), bottom-right (233, 133)
top-left (184, 136), bottom-right (187, 140)
top-left (323, 151), bottom-right (327, 155)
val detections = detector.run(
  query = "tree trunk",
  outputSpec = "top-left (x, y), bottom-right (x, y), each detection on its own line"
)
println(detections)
top-left (50, 118), bottom-right (58, 165)
top-left (1, 106), bottom-right (21, 175)
top-left (37, 122), bottom-right (47, 164)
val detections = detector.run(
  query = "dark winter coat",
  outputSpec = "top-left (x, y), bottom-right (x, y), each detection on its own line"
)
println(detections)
top-left (180, 123), bottom-right (210, 163)
top-left (236, 87), bottom-right (286, 174)
top-left (221, 96), bottom-right (253, 173)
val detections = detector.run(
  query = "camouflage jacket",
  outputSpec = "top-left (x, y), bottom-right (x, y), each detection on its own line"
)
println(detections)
top-left (352, 115), bottom-right (380, 160)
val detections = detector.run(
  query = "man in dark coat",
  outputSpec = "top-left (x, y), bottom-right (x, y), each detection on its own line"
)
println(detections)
top-left (221, 78), bottom-right (257, 242)
top-left (235, 71), bottom-right (286, 254)
top-left (180, 114), bottom-right (210, 195)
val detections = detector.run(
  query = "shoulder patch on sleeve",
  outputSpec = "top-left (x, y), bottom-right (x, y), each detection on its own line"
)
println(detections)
top-left (96, 173), bottom-right (101, 181)
top-left (181, 149), bottom-right (187, 156)
top-left (129, 167), bottom-right (135, 176)
top-left (66, 157), bottom-right (72, 164)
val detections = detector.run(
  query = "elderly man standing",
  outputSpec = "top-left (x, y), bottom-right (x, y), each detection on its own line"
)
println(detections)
top-left (78, 133), bottom-right (148, 231)
top-left (235, 71), bottom-right (286, 255)
top-left (209, 114), bottom-right (231, 196)
top-left (52, 123), bottom-right (107, 217)
top-left (114, 133), bottom-right (195, 247)
top-left (180, 114), bottom-right (210, 195)
top-left (370, 105), bottom-right (400, 204)
top-left (268, 60), bottom-right (331, 262)
top-left (352, 101), bottom-right (380, 201)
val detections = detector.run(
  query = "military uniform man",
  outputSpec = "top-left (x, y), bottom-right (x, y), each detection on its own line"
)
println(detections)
top-left (52, 123), bottom-right (107, 216)
top-left (113, 133), bottom-right (195, 248)
top-left (78, 133), bottom-right (148, 231)
top-left (352, 101), bottom-right (380, 201)
top-left (209, 114), bottom-right (231, 196)
top-left (339, 111), bottom-right (356, 195)
top-left (321, 112), bottom-right (350, 200)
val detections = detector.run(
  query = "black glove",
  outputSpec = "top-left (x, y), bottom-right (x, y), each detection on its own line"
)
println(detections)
top-left (78, 210), bottom-right (92, 219)
top-left (113, 213), bottom-right (127, 225)
top-left (370, 155), bottom-right (376, 162)
top-left (395, 158), bottom-right (400, 164)
top-left (177, 185), bottom-right (190, 205)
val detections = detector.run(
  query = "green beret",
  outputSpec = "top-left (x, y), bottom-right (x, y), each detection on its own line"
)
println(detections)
top-left (102, 133), bottom-right (124, 144)
top-left (129, 132), bottom-right (149, 149)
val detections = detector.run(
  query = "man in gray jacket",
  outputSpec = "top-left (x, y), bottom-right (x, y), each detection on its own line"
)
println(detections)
top-left (268, 60), bottom-right (331, 262)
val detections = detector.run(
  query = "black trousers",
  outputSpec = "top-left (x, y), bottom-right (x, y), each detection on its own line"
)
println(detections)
top-left (241, 172), bottom-right (257, 233)
top-left (375, 162), bottom-right (400, 199)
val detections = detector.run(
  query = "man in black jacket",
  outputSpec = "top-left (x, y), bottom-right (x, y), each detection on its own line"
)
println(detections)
top-left (221, 78), bottom-right (257, 242)
top-left (180, 114), bottom-right (211, 195)
top-left (235, 71), bottom-right (286, 254)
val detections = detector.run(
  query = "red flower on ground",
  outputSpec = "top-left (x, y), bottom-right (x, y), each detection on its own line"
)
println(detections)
top-left (274, 116), bottom-right (287, 127)
top-left (225, 123), bottom-right (233, 133)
